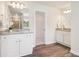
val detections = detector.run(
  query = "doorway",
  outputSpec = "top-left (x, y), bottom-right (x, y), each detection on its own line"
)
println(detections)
top-left (35, 11), bottom-right (45, 46)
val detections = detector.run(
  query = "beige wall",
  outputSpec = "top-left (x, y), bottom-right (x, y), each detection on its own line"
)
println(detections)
top-left (71, 2), bottom-right (79, 56)
top-left (27, 2), bottom-right (60, 47)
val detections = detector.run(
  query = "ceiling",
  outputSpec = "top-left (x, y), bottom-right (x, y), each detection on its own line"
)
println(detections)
top-left (7, 1), bottom-right (71, 10)
top-left (7, 1), bottom-right (71, 14)
top-left (27, 1), bottom-right (71, 10)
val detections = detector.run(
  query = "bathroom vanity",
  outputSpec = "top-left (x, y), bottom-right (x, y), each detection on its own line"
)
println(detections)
top-left (55, 28), bottom-right (71, 47)
top-left (0, 31), bottom-right (34, 57)
top-left (0, 2), bottom-right (34, 57)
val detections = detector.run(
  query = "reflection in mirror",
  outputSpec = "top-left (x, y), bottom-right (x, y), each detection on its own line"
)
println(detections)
top-left (0, 15), bottom-right (3, 27)
top-left (8, 5), bottom-right (23, 30)
top-left (0, 15), bottom-right (3, 31)
top-left (23, 20), bottom-right (29, 29)
top-left (8, 2), bottom-right (30, 31)
top-left (22, 11), bottom-right (30, 30)
top-left (10, 14), bottom-right (22, 29)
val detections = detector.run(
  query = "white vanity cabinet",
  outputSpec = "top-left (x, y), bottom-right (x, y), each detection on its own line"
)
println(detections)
top-left (20, 34), bottom-right (33, 56)
top-left (0, 35), bottom-right (19, 57)
top-left (0, 33), bottom-right (33, 57)
top-left (56, 30), bottom-right (71, 47)
top-left (63, 32), bottom-right (71, 46)
top-left (56, 31), bottom-right (63, 43)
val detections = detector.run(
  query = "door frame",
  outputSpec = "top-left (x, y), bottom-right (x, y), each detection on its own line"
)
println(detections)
top-left (34, 9), bottom-right (47, 47)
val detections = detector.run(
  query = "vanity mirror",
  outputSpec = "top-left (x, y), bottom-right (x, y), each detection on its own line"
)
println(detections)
top-left (10, 14), bottom-right (22, 29)
top-left (7, 2), bottom-right (30, 31)
top-left (0, 15), bottom-right (3, 28)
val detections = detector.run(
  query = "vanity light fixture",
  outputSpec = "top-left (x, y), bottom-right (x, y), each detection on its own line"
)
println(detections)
top-left (11, 2), bottom-right (16, 8)
top-left (63, 9), bottom-right (71, 14)
top-left (9, 1), bottom-right (25, 9)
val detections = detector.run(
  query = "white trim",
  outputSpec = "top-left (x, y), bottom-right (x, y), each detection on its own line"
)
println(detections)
top-left (34, 9), bottom-right (47, 47)
top-left (70, 50), bottom-right (79, 56)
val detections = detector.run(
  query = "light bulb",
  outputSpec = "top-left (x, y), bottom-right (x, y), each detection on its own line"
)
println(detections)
top-left (12, 2), bottom-right (16, 8)
top-left (16, 2), bottom-right (20, 8)
top-left (63, 10), bottom-right (71, 14)
top-left (20, 4), bottom-right (24, 9)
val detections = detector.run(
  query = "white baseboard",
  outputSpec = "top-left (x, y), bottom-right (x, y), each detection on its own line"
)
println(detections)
top-left (45, 41), bottom-right (56, 45)
top-left (70, 50), bottom-right (79, 56)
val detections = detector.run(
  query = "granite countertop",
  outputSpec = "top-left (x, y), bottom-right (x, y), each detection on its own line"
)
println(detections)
top-left (56, 28), bottom-right (71, 32)
top-left (0, 29), bottom-right (33, 35)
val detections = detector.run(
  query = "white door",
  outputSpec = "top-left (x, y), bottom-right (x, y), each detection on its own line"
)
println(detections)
top-left (36, 11), bottom-right (45, 46)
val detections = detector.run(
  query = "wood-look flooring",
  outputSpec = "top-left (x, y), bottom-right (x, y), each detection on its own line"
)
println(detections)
top-left (24, 43), bottom-right (78, 57)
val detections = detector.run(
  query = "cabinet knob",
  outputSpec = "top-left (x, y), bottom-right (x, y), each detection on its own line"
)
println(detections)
top-left (16, 41), bottom-right (19, 42)
top-left (3, 37), bottom-right (7, 39)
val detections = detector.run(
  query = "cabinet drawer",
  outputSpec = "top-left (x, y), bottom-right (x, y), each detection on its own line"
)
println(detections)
top-left (56, 30), bottom-right (71, 47)
top-left (1, 36), bottom-right (8, 39)
top-left (56, 31), bottom-right (63, 43)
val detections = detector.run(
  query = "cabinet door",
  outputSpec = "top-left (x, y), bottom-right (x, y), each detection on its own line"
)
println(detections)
top-left (20, 34), bottom-right (33, 56)
top-left (56, 31), bottom-right (63, 43)
top-left (1, 36), bottom-right (8, 57)
top-left (5, 35), bottom-right (19, 57)
top-left (63, 32), bottom-right (71, 46)
top-left (26, 34), bottom-right (33, 54)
